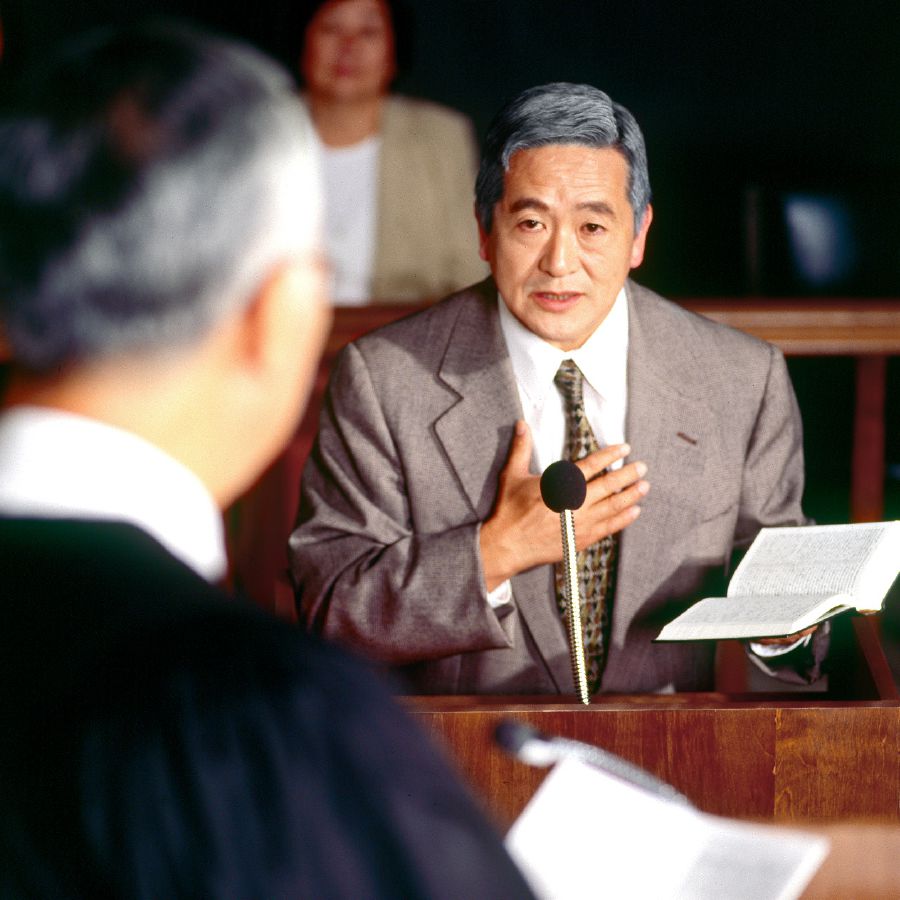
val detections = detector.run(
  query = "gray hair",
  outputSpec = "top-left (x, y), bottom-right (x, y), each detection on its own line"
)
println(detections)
top-left (0, 22), bottom-right (321, 371)
top-left (475, 82), bottom-right (651, 234)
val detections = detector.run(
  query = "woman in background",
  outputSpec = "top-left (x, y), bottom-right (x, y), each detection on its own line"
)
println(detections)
top-left (298, 0), bottom-right (486, 304)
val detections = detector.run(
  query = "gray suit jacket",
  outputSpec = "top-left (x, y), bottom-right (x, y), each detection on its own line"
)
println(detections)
top-left (291, 278), bottom-right (809, 694)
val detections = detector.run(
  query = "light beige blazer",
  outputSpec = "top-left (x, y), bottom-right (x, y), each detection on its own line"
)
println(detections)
top-left (371, 96), bottom-right (487, 301)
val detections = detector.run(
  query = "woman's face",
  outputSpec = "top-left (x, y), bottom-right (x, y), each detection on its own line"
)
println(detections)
top-left (301, 0), bottom-right (396, 103)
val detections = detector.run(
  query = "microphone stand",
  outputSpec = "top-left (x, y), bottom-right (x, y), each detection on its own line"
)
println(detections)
top-left (560, 508), bottom-right (589, 705)
top-left (541, 459), bottom-right (591, 706)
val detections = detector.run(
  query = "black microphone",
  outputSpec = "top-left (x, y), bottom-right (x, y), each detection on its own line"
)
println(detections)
top-left (540, 461), bottom-right (589, 704)
top-left (540, 460), bottom-right (586, 512)
top-left (495, 719), bottom-right (692, 805)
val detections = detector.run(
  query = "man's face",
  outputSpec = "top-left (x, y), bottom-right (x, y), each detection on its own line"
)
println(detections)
top-left (479, 144), bottom-right (652, 351)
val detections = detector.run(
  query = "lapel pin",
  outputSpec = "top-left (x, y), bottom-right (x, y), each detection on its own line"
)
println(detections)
top-left (676, 431), bottom-right (698, 445)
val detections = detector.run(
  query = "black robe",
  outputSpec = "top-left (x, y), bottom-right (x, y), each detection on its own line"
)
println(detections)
top-left (0, 518), bottom-right (532, 898)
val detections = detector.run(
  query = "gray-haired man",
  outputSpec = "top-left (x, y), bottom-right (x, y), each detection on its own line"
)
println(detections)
top-left (292, 82), bottom-right (824, 695)
top-left (0, 22), bottom-right (533, 897)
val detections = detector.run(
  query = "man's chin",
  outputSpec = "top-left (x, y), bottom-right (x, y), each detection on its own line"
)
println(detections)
top-left (532, 321), bottom-right (593, 352)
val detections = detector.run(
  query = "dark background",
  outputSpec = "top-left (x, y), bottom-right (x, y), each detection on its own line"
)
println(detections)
top-left (3, 0), bottom-right (899, 523)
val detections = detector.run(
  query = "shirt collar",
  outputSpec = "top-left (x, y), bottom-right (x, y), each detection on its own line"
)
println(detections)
top-left (497, 286), bottom-right (629, 404)
top-left (0, 406), bottom-right (227, 582)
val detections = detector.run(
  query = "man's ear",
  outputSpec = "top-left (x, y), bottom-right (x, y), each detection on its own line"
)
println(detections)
top-left (231, 259), bottom-right (326, 378)
top-left (476, 207), bottom-right (492, 263)
top-left (226, 255), bottom-right (330, 442)
top-left (232, 266), bottom-right (288, 372)
top-left (629, 204), bottom-right (653, 270)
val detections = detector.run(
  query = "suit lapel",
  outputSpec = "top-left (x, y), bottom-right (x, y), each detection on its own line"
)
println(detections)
top-left (433, 281), bottom-right (521, 519)
top-left (624, 281), bottom-right (724, 499)
top-left (433, 283), bottom-right (569, 691)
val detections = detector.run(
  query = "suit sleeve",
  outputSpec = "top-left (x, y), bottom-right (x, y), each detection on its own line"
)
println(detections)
top-left (734, 345), bottom-right (829, 682)
top-left (290, 341), bottom-right (513, 664)
top-left (733, 344), bottom-right (808, 546)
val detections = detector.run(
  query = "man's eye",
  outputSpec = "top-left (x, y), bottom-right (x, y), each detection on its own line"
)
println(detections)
top-left (519, 219), bottom-right (542, 231)
top-left (583, 222), bottom-right (604, 234)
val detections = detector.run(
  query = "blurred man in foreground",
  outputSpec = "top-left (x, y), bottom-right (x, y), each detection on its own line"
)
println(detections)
top-left (0, 23), bottom-right (531, 897)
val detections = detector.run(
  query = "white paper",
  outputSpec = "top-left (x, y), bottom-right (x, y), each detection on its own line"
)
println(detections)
top-left (505, 758), bottom-right (829, 900)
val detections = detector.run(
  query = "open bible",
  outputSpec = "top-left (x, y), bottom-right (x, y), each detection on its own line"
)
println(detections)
top-left (656, 521), bottom-right (900, 642)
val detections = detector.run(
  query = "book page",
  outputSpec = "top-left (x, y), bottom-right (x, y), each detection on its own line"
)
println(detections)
top-left (728, 522), bottom-right (900, 605)
top-left (505, 757), bottom-right (829, 900)
top-left (656, 593), bottom-right (852, 641)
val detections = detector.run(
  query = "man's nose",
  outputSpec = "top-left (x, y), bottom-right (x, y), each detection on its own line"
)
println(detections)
top-left (539, 227), bottom-right (578, 277)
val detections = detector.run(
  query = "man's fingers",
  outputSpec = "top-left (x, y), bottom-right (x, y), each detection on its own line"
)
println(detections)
top-left (577, 443), bottom-right (632, 481)
top-left (754, 625), bottom-right (818, 646)
top-left (575, 499), bottom-right (642, 549)
top-left (574, 476), bottom-right (648, 546)
top-left (583, 459), bottom-right (648, 504)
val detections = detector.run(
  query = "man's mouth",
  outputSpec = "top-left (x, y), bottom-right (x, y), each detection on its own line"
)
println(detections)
top-left (532, 291), bottom-right (582, 308)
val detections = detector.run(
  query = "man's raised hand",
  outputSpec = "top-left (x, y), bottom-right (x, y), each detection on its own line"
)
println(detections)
top-left (479, 420), bottom-right (649, 591)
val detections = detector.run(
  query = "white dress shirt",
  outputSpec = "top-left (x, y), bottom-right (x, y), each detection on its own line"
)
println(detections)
top-left (486, 289), bottom-right (628, 609)
top-left (498, 287), bottom-right (629, 472)
top-left (0, 406), bottom-right (226, 582)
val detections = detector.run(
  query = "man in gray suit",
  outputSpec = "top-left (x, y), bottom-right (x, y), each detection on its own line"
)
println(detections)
top-left (291, 82), bottom-right (822, 695)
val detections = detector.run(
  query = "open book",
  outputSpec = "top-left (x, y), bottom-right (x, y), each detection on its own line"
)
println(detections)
top-left (656, 521), bottom-right (900, 642)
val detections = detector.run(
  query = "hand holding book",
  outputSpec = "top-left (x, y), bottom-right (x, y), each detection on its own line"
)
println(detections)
top-left (753, 623), bottom-right (819, 647)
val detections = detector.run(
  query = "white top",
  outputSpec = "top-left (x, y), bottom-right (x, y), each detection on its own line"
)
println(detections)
top-left (0, 406), bottom-right (226, 582)
top-left (317, 134), bottom-right (381, 306)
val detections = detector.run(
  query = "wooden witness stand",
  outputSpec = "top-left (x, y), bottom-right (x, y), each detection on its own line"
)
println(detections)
top-left (407, 617), bottom-right (900, 899)
top-left (407, 616), bottom-right (899, 831)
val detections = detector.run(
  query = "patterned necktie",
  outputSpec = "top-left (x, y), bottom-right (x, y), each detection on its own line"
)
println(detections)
top-left (553, 359), bottom-right (618, 694)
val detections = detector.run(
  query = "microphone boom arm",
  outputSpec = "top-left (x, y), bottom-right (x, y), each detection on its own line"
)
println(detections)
top-left (561, 509), bottom-right (589, 704)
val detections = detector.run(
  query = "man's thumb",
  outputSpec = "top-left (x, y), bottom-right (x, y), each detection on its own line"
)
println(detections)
top-left (503, 419), bottom-right (532, 477)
